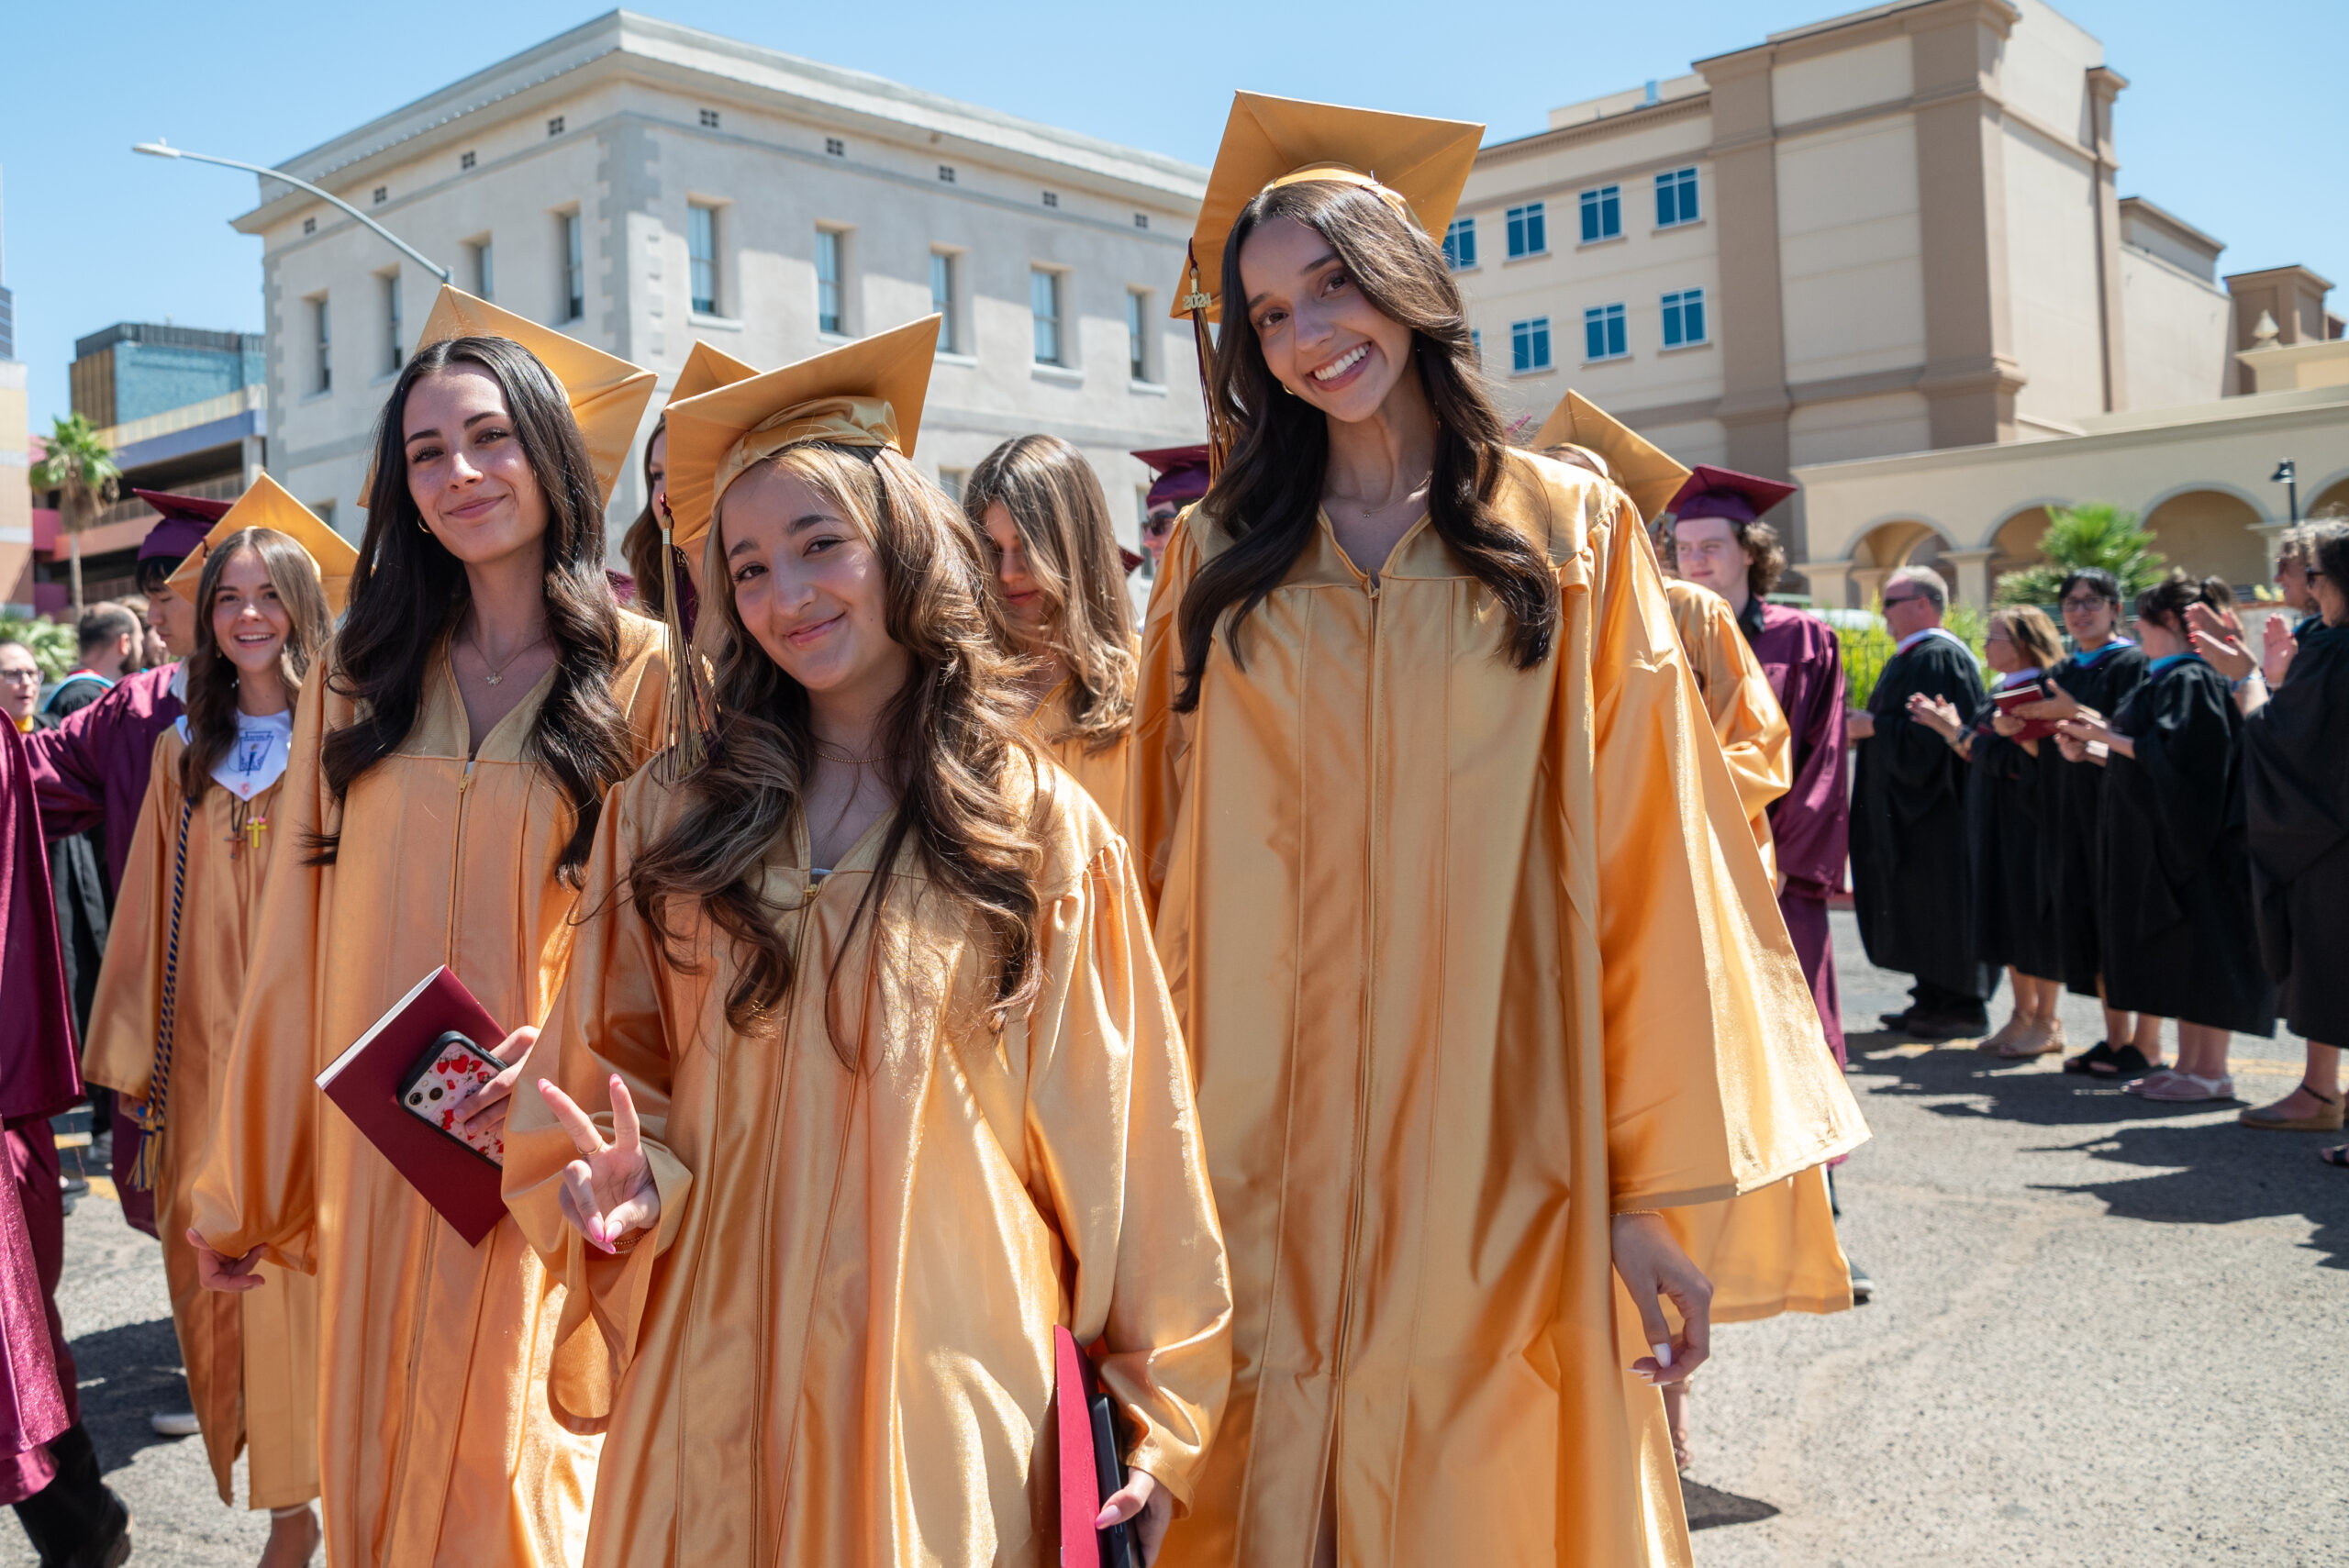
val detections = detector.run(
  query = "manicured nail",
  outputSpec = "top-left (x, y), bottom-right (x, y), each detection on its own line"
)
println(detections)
top-left (1653, 1342), bottom-right (1674, 1369)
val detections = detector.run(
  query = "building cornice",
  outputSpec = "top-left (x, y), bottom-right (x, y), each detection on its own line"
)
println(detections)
top-left (1475, 94), bottom-right (1712, 171)
top-left (236, 10), bottom-right (1205, 231)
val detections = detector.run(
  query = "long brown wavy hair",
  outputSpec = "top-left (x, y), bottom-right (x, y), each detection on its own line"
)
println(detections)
top-left (627, 440), bottom-right (1044, 1057)
top-left (619, 414), bottom-right (675, 618)
top-left (1172, 179), bottom-right (1559, 711)
top-left (962, 433), bottom-right (1137, 751)
top-left (317, 336), bottom-right (635, 884)
top-left (178, 528), bottom-right (333, 803)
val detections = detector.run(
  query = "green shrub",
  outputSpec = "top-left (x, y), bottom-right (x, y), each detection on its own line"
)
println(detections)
top-left (1993, 502), bottom-right (2165, 607)
top-left (0, 616), bottom-right (76, 683)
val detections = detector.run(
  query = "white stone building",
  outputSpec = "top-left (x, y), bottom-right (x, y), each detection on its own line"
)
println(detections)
top-left (233, 12), bottom-right (1210, 548)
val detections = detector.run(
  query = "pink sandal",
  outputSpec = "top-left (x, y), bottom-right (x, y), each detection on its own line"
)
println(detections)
top-left (2135, 1071), bottom-right (2236, 1103)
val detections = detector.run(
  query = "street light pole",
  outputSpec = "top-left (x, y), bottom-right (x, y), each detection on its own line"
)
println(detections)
top-left (2271, 460), bottom-right (2299, 527)
top-left (132, 139), bottom-right (451, 283)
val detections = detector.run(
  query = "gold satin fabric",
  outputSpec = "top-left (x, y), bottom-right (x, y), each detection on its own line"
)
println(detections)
top-left (501, 755), bottom-right (1230, 1567)
top-left (82, 728), bottom-right (320, 1510)
top-left (1023, 679), bottom-right (1132, 843)
top-left (188, 614), bottom-right (672, 1568)
top-left (1130, 452), bottom-right (1868, 1568)
top-left (1663, 578), bottom-right (1791, 885)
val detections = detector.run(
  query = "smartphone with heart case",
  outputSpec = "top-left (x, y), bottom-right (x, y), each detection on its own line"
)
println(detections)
top-left (397, 1030), bottom-right (510, 1168)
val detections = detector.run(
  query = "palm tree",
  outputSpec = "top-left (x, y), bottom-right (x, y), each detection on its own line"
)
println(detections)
top-left (28, 415), bottom-right (123, 617)
top-left (1992, 502), bottom-right (2166, 607)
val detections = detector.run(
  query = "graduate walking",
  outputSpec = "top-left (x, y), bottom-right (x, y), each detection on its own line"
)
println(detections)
top-left (1849, 565), bottom-right (1994, 1038)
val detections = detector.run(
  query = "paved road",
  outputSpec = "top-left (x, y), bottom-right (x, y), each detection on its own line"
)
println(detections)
top-left (7, 911), bottom-right (2337, 1565)
top-left (1687, 914), bottom-right (2340, 1567)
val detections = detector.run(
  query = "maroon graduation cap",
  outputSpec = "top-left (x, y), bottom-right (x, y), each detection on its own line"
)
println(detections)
top-left (132, 489), bottom-right (236, 562)
top-left (1666, 464), bottom-right (1797, 523)
top-left (1134, 444), bottom-right (1212, 509)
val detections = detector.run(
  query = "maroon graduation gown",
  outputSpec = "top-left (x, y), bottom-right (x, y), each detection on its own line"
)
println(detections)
top-left (1743, 598), bottom-right (1850, 1063)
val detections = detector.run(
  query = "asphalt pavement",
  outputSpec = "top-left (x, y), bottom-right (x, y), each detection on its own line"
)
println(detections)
top-left (7, 909), bottom-right (2338, 1566)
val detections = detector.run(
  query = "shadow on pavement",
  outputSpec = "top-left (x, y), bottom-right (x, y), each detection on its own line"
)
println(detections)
top-left (68, 1317), bottom-right (195, 1474)
top-left (1681, 1476), bottom-right (1782, 1530)
top-left (1846, 1029), bottom-right (2349, 1270)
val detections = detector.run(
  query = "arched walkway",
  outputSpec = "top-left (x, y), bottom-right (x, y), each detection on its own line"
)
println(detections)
top-left (2141, 489), bottom-right (2267, 588)
top-left (1844, 519), bottom-right (1957, 608)
top-left (1988, 505), bottom-right (2054, 586)
top-left (2308, 473), bottom-right (2349, 519)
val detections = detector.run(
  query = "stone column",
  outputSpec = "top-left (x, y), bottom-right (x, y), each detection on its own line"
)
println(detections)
top-left (1851, 565), bottom-right (1892, 609)
top-left (1794, 558), bottom-right (1856, 611)
top-left (2087, 67), bottom-right (2129, 414)
top-left (1945, 548), bottom-right (1998, 606)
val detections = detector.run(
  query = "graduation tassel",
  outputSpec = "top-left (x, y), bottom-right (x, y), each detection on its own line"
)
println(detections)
top-left (131, 799), bottom-right (197, 1194)
top-left (1181, 246), bottom-right (1233, 478)
top-left (658, 524), bottom-right (712, 773)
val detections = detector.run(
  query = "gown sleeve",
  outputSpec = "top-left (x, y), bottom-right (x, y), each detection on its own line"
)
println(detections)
top-left (1686, 591), bottom-right (1793, 840)
top-left (1018, 832), bottom-right (1230, 1510)
top-left (1126, 510), bottom-right (1202, 922)
top-left (79, 733), bottom-right (179, 1101)
top-left (185, 679), bottom-right (334, 1274)
top-left (1571, 486), bottom-right (1867, 1208)
top-left (501, 773), bottom-right (695, 1432)
top-left (19, 686), bottom-right (115, 840)
top-left (2128, 667), bottom-right (2237, 885)
top-left (1770, 625), bottom-right (1849, 897)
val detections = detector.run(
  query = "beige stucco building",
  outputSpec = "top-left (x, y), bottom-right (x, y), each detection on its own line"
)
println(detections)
top-left (236, 11), bottom-right (1209, 547)
top-left (1453, 0), bottom-right (2343, 602)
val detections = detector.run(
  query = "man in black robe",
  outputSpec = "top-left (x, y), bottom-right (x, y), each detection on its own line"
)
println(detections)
top-left (1848, 565), bottom-right (1993, 1036)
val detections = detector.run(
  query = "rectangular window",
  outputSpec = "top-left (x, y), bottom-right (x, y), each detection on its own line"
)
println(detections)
top-left (688, 204), bottom-right (718, 315)
top-left (824, 137), bottom-right (844, 157)
top-left (816, 228), bottom-right (844, 335)
top-left (1031, 268), bottom-right (1063, 365)
top-left (931, 251), bottom-right (959, 353)
top-left (1128, 290), bottom-right (1151, 381)
top-left (1470, 328), bottom-right (1483, 364)
top-left (1443, 217), bottom-right (1477, 270)
top-left (1509, 317), bottom-right (1551, 374)
top-left (373, 185), bottom-right (387, 206)
top-left (1133, 213), bottom-right (1149, 230)
top-left (1661, 288), bottom-right (1707, 348)
top-left (461, 150), bottom-right (476, 171)
top-left (1655, 166), bottom-right (1700, 228)
top-left (1042, 191), bottom-right (1060, 208)
top-left (1506, 202), bottom-right (1546, 259)
top-left (938, 165), bottom-right (956, 183)
top-left (698, 108), bottom-right (720, 128)
top-left (548, 115), bottom-right (565, 138)
top-left (1584, 303), bottom-right (1628, 361)
top-left (381, 271), bottom-right (403, 375)
top-left (315, 500), bottom-right (335, 531)
top-left (1578, 185), bottom-right (1621, 243)
top-left (938, 468), bottom-right (966, 503)
top-left (313, 295), bottom-right (331, 393)
top-left (562, 213), bottom-right (584, 321)
top-left (472, 239), bottom-right (495, 302)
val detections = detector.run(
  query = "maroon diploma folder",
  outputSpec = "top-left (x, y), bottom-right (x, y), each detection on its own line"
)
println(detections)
top-left (1992, 681), bottom-right (2058, 742)
top-left (314, 967), bottom-right (508, 1246)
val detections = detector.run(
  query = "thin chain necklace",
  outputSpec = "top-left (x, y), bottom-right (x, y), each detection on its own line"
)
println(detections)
top-left (464, 625), bottom-right (549, 687)
top-left (812, 739), bottom-right (893, 767)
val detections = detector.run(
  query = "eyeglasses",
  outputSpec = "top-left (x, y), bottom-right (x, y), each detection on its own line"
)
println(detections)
top-left (0, 669), bottom-right (40, 683)
top-left (2060, 595), bottom-right (2110, 611)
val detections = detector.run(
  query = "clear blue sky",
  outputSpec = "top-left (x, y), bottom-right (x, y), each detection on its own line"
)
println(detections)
top-left (4, 0), bottom-right (2342, 431)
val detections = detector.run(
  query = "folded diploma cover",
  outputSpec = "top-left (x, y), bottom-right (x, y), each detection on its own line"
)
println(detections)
top-left (1992, 681), bottom-right (2058, 742)
top-left (1054, 1326), bottom-right (1140, 1568)
top-left (315, 966), bottom-right (508, 1246)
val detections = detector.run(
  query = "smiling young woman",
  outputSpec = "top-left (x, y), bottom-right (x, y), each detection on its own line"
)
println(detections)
top-left (80, 495), bottom-right (345, 1566)
top-left (962, 432), bottom-right (1141, 835)
top-left (500, 319), bottom-right (1230, 1568)
top-left (184, 290), bottom-right (664, 1568)
top-left (1132, 95), bottom-right (1865, 1568)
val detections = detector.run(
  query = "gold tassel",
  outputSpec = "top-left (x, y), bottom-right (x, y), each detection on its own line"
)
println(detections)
top-left (659, 526), bottom-right (711, 773)
top-left (128, 1102), bottom-right (163, 1193)
top-left (1182, 246), bottom-right (1233, 478)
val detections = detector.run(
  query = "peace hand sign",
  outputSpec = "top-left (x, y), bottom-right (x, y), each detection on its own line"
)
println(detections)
top-left (539, 1073), bottom-right (661, 1253)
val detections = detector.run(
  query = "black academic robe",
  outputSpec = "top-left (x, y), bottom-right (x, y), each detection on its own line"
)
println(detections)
top-left (1851, 631), bottom-right (1994, 1000)
top-left (2099, 658), bottom-right (2274, 1036)
top-left (2243, 623), bottom-right (2349, 1043)
top-left (2046, 642), bottom-right (2147, 997)
top-left (1966, 702), bottom-right (2062, 980)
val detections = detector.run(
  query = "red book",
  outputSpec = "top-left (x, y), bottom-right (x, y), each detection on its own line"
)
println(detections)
top-left (314, 967), bottom-right (508, 1247)
top-left (1993, 681), bottom-right (2058, 742)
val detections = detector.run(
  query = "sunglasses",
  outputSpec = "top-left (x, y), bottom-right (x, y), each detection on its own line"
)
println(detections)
top-left (1881, 594), bottom-right (1923, 607)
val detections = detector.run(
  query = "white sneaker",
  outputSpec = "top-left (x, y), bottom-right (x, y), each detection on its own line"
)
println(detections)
top-left (150, 1410), bottom-right (200, 1437)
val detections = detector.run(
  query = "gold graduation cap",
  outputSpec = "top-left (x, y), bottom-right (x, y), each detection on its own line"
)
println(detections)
top-left (387, 285), bottom-right (659, 507)
top-left (662, 315), bottom-right (939, 556)
top-left (164, 473), bottom-right (361, 615)
top-left (1530, 391), bottom-right (1691, 527)
top-left (669, 339), bottom-right (760, 406)
top-left (1174, 92), bottom-right (1483, 326)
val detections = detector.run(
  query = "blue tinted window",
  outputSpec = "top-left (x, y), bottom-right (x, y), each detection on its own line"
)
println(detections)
top-left (1661, 289), bottom-right (1707, 347)
top-left (1506, 203), bottom-right (1546, 259)
top-left (1655, 167), bottom-right (1700, 228)
top-left (1584, 304), bottom-right (1627, 361)
top-left (1510, 317), bottom-right (1552, 373)
top-left (1578, 185), bottom-right (1621, 243)
top-left (1443, 217), bottom-right (1477, 270)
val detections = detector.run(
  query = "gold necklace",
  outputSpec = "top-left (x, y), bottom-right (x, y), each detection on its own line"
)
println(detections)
top-left (465, 626), bottom-right (549, 687)
top-left (812, 739), bottom-right (892, 767)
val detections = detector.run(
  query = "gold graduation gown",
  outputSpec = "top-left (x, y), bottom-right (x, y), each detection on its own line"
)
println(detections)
top-left (502, 751), bottom-right (1230, 1567)
top-left (188, 614), bottom-right (671, 1568)
top-left (82, 727), bottom-right (319, 1510)
top-left (1023, 675), bottom-right (1132, 841)
top-left (1656, 580), bottom-right (1852, 1323)
top-left (1132, 451), bottom-right (1867, 1568)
